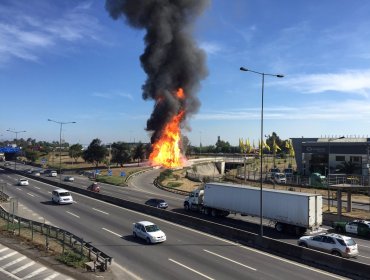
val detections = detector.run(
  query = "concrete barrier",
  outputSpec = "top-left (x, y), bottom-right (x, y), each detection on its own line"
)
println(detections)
top-left (3, 167), bottom-right (369, 279)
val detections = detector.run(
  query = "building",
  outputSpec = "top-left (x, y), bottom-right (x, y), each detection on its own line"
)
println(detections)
top-left (291, 137), bottom-right (370, 176)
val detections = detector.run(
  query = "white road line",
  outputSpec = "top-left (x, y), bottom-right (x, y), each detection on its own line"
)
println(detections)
top-left (33, 186), bottom-right (40, 189)
top-left (0, 267), bottom-right (22, 280)
top-left (10, 261), bottom-right (35, 274)
top-left (359, 244), bottom-right (370, 249)
top-left (22, 266), bottom-right (47, 279)
top-left (26, 193), bottom-right (34, 197)
top-left (168, 259), bottom-right (214, 280)
top-left (0, 251), bottom-right (18, 261)
top-left (358, 254), bottom-right (370, 259)
top-left (1, 256), bottom-right (27, 269)
top-left (92, 208), bottom-right (109, 215)
top-left (102, 227), bottom-right (122, 237)
top-left (0, 248), bottom-right (8, 253)
top-left (66, 211), bottom-right (80, 218)
top-left (44, 272), bottom-right (60, 280)
top-left (16, 187), bottom-right (21, 191)
top-left (203, 249), bottom-right (257, 271)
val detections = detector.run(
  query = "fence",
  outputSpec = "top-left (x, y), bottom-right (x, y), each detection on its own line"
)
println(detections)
top-left (0, 192), bottom-right (112, 271)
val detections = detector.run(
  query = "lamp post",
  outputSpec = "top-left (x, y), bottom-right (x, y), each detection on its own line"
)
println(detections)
top-left (199, 131), bottom-right (202, 155)
top-left (240, 67), bottom-right (284, 236)
top-left (6, 129), bottom-right (26, 171)
top-left (48, 119), bottom-right (76, 186)
top-left (327, 136), bottom-right (345, 211)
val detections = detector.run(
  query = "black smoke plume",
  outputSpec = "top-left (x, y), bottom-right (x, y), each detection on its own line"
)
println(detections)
top-left (105, 0), bottom-right (209, 144)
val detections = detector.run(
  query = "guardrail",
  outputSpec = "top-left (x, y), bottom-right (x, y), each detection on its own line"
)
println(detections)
top-left (153, 179), bottom-right (191, 196)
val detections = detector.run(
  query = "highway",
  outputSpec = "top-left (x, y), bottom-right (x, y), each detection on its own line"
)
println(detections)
top-left (0, 168), bottom-right (351, 280)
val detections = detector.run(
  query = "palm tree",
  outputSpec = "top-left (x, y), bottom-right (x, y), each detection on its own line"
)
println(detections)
top-left (132, 143), bottom-right (145, 166)
top-left (336, 161), bottom-right (360, 174)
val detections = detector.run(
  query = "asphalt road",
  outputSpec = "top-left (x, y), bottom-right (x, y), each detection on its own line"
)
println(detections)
top-left (0, 168), bottom-right (350, 280)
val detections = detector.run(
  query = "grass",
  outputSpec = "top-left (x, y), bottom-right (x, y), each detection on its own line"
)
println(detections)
top-left (56, 250), bottom-right (89, 268)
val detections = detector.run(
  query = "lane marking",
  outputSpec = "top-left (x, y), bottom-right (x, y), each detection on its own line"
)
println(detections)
top-left (358, 254), bottom-right (370, 260)
top-left (1, 256), bottom-right (27, 269)
top-left (203, 249), bottom-right (257, 271)
top-left (44, 272), bottom-right (60, 280)
top-left (26, 193), bottom-right (34, 197)
top-left (0, 248), bottom-right (8, 253)
top-left (66, 211), bottom-right (80, 218)
top-left (359, 244), bottom-right (370, 249)
top-left (23, 266), bottom-right (47, 279)
top-left (0, 267), bottom-right (22, 280)
top-left (0, 251), bottom-right (18, 261)
top-left (92, 208), bottom-right (109, 215)
top-left (10, 261), bottom-right (35, 274)
top-left (168, 259), bottom-right (214, 280)
top-left (33, 186), bottom-right (40, 190)
top-left (16, 187), bottom-right (21, 191)
top-left (102, 227), bottom-right (122, 237)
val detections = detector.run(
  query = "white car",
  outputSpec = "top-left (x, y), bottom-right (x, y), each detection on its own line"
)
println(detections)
top-left (298, 233), bottom-right (358, 258)
top-left (52, 189), bottom-right (73, 204)
top-left (18, 178), bottom-right (29, 186)
top-left (132, 221), bottom-right (166, 244)
top-left (64, 176), bottom-right (74, 182)
top-left (50, 171), bottom-right (57, 177)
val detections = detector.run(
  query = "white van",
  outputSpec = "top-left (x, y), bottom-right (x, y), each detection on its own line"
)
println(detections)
top-left (52, 189), bottom-right (73, 204)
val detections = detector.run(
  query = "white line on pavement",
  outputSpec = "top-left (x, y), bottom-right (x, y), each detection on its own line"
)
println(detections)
top-left (0, 251), bottom-right (18, 261)
top-left (203, 249), bottom-right (257, 271)
top-left (92, 208), bottom-right (109, 215)
top-left (0, 248), bottom-right (8, 253)
top-left (0, 267), bottom-right (22, 280)
top-left (1, 256), bottom-right (27, 269)
top-left (26, 193), bottom-right (34, 197)
top-left (102, 228), bottom-right (122, 237)
top-left (168, 259), bottom-right (214, 280)
top-left (66, 211), bottom-right (80, 218)
top-left (10, 261), bottom-right (35, 274)
top-left (358, 254), bottom-right (370, 259)
top-left (22, 266), bottom-right (47, 279)
top-left (16, 188), bottom-right (21, 191)
top-left (44, 272), bottom-right (60, 280)
top-left (33, 186), bottom-right (40, 189)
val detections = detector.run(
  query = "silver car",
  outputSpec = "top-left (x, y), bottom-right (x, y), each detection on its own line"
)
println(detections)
top-left (298, 233), bottom-right (358, 258)
top-left (132, 221), bottom-right (166, 244)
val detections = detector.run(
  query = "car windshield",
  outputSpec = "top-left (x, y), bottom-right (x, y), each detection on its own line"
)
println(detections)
top-left (145, 224), bottom-right (160, 232)
top-left (344, 238), bottom-right (356, 246)
top-left (59, 192), bottom-right (71, 197)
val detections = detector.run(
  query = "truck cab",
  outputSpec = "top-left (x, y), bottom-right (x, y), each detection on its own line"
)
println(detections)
top-left (184, 189), bottom-right (204, 211)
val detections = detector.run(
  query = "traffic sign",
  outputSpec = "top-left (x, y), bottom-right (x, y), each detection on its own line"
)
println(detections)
top-left (95, 169), bottom-right (100, 174)
top-left (120, 171), bottom-right (126, 177)
top-left (108, 170), bottom-right (113, 176)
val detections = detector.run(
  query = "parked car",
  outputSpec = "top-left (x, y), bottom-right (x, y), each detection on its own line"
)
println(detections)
top-left (269, 168), bottom-right (280, 175)
top-left (333, 220), bottom-right (370, 238)
top-left (132, 221), bottom-right (166, 244)
top-left (145, 199), bottom-right (168, 209)
top-left (18, 178), bottom-right (29, 186)
top-left (87, 182), bottom-right (100, 193)
top-left (50, 171), bottom-right (57, 177)
top-left (52, 189), bottom-right (73, 204)
top-left (4, 162), bottom-right (11, 166)
top-left (64, 176), bottom-right (75, 182)
top-left (273, 172), bottom-right (286, 184)
top-left (33, 172), bottom-right (41, 177)
top-left (297, 233), bottom-right (358, 258)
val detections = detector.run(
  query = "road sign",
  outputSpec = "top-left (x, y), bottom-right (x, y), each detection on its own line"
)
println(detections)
top-left (120, 171), bottom-right (126, 177)
top-left (95, 169), bottom-right (100, 175)
top-left (108, 170), bottom-right (113, 176)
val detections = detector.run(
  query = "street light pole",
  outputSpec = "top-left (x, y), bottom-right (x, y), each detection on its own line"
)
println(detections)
top-left (327, 136), bottom-right (345, 211)
top-left (48, 119), bottom-right (76, 186)
top-left (6, 129), bottom-right (26, 172)
top-left (240, 67), bottom-right (284, 237)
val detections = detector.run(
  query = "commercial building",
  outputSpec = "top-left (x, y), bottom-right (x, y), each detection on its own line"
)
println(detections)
top-left (291, 137), bottom-right (370, 177)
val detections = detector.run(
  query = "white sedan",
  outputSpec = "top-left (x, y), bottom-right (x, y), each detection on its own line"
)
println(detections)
top-left (132, 221), bottom-right (166, 244)
top-left (18, 179), bottom-right (29, 186)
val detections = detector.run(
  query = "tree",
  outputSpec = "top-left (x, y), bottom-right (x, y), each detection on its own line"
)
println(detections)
top-left (82, 139), bottom-right (108, 167)
top-left (181, 135), bottom-right (191, 157)
top-left (24, 149), bottom-right (39, 163)
top-left (336, 161), bottom-right (360, 175)
top-left (111, 142), bottom-right (132, 167)
top-left (215, 138), bottom-right (231, 153)
top-left (69, 144), bottom-right (83, 163)
top-left (132, 142), bottom-right (145, 166)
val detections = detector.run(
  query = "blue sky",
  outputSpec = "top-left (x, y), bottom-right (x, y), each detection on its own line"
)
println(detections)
top-left (1, 0), bottom-right (370, 147)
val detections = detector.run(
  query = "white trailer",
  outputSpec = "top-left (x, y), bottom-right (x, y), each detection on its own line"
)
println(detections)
top-left (184, 182), bottom-right (322, 234)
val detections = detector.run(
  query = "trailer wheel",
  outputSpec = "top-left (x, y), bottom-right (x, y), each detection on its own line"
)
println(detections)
top-left (184, 203), bottom-right (190, 211)
top-left (211, 209), bottom-right (218, 217)
top-left (275, 223), bottom-right (284, 232)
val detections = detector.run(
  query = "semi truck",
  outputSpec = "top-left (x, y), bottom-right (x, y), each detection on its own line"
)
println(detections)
top-left (184, 182), bottom-right (322, 234)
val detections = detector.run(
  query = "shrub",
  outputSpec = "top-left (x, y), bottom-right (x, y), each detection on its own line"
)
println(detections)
top-left (56, 250), bottom-right (88, 268)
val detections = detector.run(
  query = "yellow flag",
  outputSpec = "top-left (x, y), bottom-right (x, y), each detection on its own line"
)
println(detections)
top-left (263, 140), bottom-right (271, 151)
top-left (273, 139), bottom-right (281, 153)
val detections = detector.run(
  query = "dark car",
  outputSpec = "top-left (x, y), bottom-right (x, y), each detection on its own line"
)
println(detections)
top-left (87, 182), bottom-right (100, 193)
top-left (145, 199), bottom-right (168, 209)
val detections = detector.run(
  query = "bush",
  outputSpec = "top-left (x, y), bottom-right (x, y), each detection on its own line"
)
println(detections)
top-left (56, 250), bottom-right (88, 268)
top-left (167, 182), bottom-right (182, 188)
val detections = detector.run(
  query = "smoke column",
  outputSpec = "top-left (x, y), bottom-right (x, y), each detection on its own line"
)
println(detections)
top-left (105, 0), bottom-right (209, 144)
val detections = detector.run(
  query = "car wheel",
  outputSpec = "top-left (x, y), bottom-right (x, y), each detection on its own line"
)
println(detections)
top-left (146, 237), bottom-right (151, 244)
top-left (133, 232), bottom-right (137, 238)
top-left (298, 242), bottom-right (308, 248)
top-left (184, 203), bottom-right (190, 211)
top-left (331, 251), bottom-right (341, 257)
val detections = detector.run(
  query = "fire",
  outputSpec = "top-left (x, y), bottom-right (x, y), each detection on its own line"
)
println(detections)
top-left (150, 91), bottom-right (186, 168)
top-left (176, 88), bottom-right (185, 99)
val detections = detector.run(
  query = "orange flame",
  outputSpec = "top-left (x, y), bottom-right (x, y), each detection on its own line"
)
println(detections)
top-left (176, 88), bottom-right (185, 99)
top-left (149, 109), bottom-right (186, 168)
